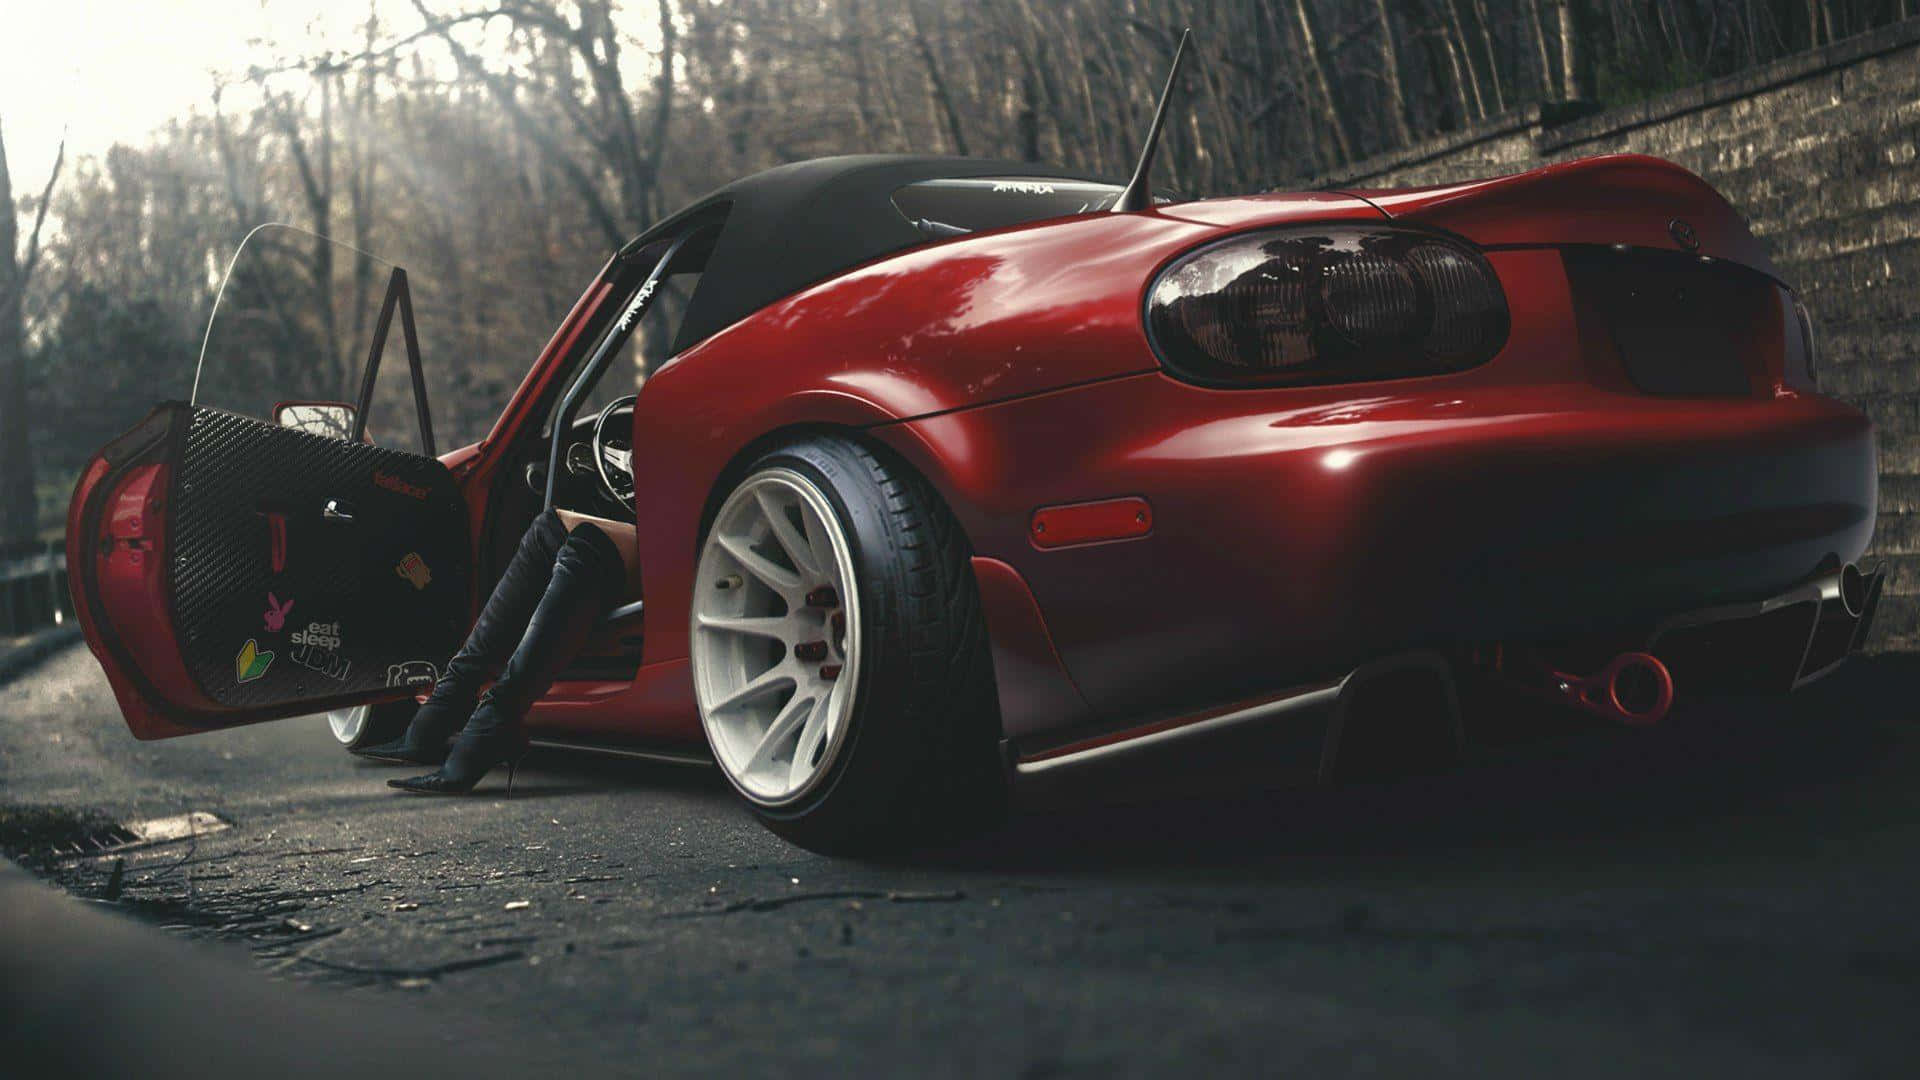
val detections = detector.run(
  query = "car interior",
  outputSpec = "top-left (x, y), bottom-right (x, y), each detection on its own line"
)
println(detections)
top-left (473, 222), bottom-right (721, 678)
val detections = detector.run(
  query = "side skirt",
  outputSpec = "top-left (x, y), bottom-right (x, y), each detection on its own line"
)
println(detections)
top-left (527, 738), bottom-right (714, 769)
top-left (1007, 650), bottom-right (1460, 798)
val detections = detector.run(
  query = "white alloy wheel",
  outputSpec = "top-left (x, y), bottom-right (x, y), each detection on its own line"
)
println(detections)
top-left (327, 704), bottom-right (370, 745)
top-left (692, 467), bottom-right (862, 807)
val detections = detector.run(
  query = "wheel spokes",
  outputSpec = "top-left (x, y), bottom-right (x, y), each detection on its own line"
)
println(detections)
top-left (787, 696), bottom-right (832, 789)
top-left (715, 531), bottom-right (802, 593)
top-left (696, 613), bottom-right (789, 640)
top-left (708, 666), bottom-right (794, 716)
top-left (798, 503), bottom-right (830, 577)
top-left (755, 487), bottom-right (820, 577)
top-left (744, 690), bottom-right (816, 775)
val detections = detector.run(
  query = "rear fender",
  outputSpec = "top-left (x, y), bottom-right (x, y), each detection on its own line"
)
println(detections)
top-left (629, 194), bottom-right (1381, 669)
top-left (629, 387), bottom-right (909, 668)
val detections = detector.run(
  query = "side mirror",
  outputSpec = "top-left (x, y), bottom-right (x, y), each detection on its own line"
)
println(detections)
top-left (274, 401), bottom-right (358, 441)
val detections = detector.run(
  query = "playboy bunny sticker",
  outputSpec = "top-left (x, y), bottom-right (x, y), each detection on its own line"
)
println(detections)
top-left (263, 593), bottom-right (294, 632)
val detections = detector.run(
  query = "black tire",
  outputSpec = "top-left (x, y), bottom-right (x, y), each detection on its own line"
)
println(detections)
top-left (704, 435), bottom-right (1004, 854)
top-left (334, 699), bottom-right (416, 751)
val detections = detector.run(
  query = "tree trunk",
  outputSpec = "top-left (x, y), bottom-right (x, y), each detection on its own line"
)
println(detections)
top-left (1468, 0), bottom-right (1508, 112)
top-left (1526, 0), bottom-right (1558, 98)
top-left (347, 12), bottom-right (379, 367)
top-left (272, 78), bottom-right (340, 394)
top-left (1292, 0), bottom-right (1355, 162)
top-left (1018, 60), bottom-right (1041, 162)
top-left (1062, 5), bottom-right (1110, 171)
top-left (642, 0), bottom-right (676, 227)
top-left (1438, 0), bottom-right (1489, 118)
top-left (564, 0), bottom-right (649, 230)
top-left (1438, 22), bottom-right (1480, 120)
top-left (909, 1), bottom-right (970, 156)
top-left (0, 126), bottom-right (31, 543)
top-left (1559, 0), bottom-right (1595, 100)
top-left (0, 121), bottom-right (59, 545)
top-left (846, 0), bottom-right (881, 142)
top-left (1374, 0), bottom-right (1415, 145)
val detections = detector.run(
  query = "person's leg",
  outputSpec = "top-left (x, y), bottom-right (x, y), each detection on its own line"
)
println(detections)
top-left (353, 509), bottom-right (571, 763)
top-left (555, 510), bottom-right (638, 584)
top-left (390, 519), bottom-right (628, 795)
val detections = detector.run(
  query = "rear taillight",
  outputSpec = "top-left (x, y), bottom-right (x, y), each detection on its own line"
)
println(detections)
top-left (1146, 226), bottom-right (1509, 387)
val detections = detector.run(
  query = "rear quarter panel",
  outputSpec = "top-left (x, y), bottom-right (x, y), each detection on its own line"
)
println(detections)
top-left (884, 371), bottom-right (1873, 727)
top-left (628, 195), bottom-right (1384, 668)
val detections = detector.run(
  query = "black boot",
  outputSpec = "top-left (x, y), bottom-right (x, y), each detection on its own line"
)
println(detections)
top-left (390, 523), bottom-right (625, 795)
top-left (355, 510), bottom-right (570, 764)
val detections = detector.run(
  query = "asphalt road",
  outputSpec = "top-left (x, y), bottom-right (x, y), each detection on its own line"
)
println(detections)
top-left (4, 642), bottom-right (1919, 1077)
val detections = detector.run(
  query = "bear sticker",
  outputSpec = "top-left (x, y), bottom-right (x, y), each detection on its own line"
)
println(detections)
top-left (386, 660), bottom-right (438, 689)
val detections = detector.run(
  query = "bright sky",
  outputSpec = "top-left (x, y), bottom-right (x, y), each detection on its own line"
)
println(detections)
top-left (3, 1), bottom-right (341, 185)
top-left (0, 1), bottom-right (664, 189)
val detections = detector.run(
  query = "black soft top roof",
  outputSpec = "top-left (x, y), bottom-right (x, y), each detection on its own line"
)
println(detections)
top-left (638, 155), bottom-right (1112, 353)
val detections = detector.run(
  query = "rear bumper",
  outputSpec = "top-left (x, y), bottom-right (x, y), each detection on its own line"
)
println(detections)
top-left (1007, 565), bottom-right (1879, 796)
top-left (897, 373), bottom-right (1876, 733)
top-left (1652, 562), bottom-right (1884, 693)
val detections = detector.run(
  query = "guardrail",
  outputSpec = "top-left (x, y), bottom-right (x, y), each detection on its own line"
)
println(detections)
top-left (1, 541), bottom-right (70, 636)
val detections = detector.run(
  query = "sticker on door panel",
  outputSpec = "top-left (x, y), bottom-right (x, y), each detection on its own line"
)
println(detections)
top-left (387, 660), bottom-right (438, 688)
top-left (395, 552), bottom-right (432, 590)
top-left (234, 640), bottom-right (274, 684)
top-left (290, 621), bottom-right (350, 681)
top-left (263, 592), bottom-right (294, 632)
top-left (373, 471), bottom-right (429, 500)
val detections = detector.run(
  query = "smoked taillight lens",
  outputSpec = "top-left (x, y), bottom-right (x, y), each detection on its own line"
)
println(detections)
top-left (1146, 226), bottom-right (1509, 387)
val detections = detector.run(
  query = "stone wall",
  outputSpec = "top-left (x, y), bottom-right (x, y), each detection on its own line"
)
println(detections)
top-left (1305, 19), bottom-right (1920, 649)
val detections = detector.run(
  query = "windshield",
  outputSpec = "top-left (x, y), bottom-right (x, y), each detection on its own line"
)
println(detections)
top-left (194, 223), bottom-right (553, 455)
top-left (195, 225), bottom-right (391, 424)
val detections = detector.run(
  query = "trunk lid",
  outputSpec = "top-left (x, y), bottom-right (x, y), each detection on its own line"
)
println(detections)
top-left (1340, 154), bottom-right (1781, 281)
top-left (1349, 155), bottom-right (1808, 396)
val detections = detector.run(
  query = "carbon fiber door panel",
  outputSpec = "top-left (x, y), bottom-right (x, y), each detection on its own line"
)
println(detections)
top-left (169, 405), bottom-right (470, 709)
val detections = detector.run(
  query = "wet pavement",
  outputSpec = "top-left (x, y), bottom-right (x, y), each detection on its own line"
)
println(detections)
top-left (3, 642), bottom-right (1919, 1076)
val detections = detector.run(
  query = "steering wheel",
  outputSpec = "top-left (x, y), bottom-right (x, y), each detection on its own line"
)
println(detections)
top-left (589, 395), bottom-right (637, 506)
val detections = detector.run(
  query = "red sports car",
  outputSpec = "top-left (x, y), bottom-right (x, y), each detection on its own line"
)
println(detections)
top-left (68, 151), bottom-right (1879, 851)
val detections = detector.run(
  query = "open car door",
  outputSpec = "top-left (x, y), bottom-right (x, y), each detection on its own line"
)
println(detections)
top-left (66, 227), bottom-right (471, 739)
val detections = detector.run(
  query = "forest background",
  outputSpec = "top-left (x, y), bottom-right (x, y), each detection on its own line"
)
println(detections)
top-left (4, 0), bottom-right (1913, 542)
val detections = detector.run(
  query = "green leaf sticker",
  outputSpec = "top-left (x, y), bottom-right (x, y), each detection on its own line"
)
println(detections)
top-left (235, 638), bottom-right (274, 684)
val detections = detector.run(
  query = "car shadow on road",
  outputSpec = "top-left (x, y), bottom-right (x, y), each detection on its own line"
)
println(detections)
top-left (926, 655), bottom-right (1917, 879)
top-left (343, 747), bottom-right (729, 803)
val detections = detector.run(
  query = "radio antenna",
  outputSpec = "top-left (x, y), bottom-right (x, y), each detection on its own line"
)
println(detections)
top-left (1113, 27), bottom-right (1191, 213)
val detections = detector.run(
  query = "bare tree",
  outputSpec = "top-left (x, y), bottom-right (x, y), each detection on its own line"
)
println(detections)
top-left (15, 0), bottom-right (1919, 519)
top-left (266, 72), bottom-right (345, 386)
top-left (414, 0), bottom-right (677, 243)
top-left (1525, 0), bottom-right (1558, 97)
top-left (1559, 0), bottom-right (1595, 100)
top-left (1374, 0), bottom-right (1416, 145)
top-left (1291, 0), bottom-right (1355, 163)
top-left (909, 1), bottom-right (971, 156)
top-left (0, 120), bottom-right (64, 543)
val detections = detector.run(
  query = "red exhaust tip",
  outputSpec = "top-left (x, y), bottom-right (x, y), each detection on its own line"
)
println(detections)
top-left (1554, 651), bottom-right (1674, 727)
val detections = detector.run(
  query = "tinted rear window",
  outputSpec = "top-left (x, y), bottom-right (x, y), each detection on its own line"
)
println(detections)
top-left (891, 177), bottom-right (1124, 235)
